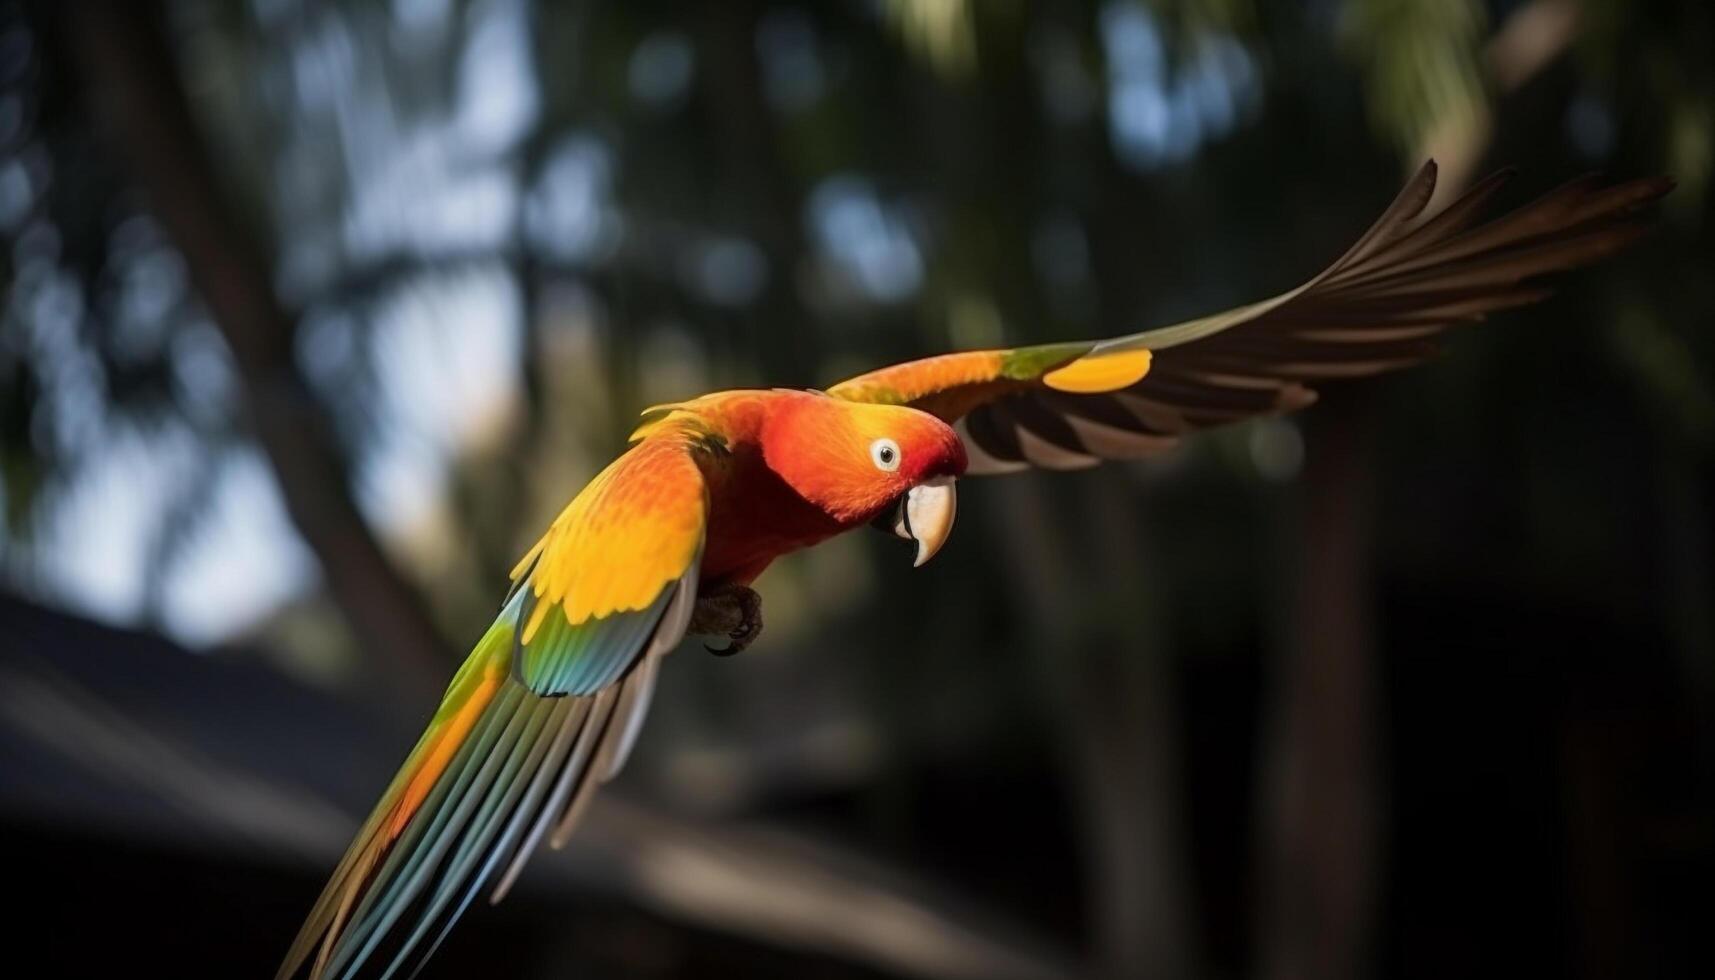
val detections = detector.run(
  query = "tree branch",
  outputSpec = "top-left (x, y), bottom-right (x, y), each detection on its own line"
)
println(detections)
top-left (59, 0), bottom-right (449, 701)
top-left (0, 617), bottom-right (1079, 980)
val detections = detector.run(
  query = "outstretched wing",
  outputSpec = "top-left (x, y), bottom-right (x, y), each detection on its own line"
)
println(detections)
top-left (277, 432), bottom-right (706, 980)
top-left (827, 161), bottom-right (1672, 474)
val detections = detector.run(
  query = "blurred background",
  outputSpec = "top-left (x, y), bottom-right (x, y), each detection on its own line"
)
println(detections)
top-left (1, 0), bottom-right (1711, 977)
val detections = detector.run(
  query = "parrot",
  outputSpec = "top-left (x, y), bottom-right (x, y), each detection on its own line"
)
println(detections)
top-left (277, 160), bottom-right (1671, 979)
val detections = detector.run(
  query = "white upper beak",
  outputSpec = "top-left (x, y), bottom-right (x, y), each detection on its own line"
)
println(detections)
top-left (891, 476), bottom-right (958, 567)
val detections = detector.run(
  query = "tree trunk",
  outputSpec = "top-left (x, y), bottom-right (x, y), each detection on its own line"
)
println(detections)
top-left (1254, 397), bottom-right (1381, 980)
top-left (1252, 7), bottom-right (1582, 977)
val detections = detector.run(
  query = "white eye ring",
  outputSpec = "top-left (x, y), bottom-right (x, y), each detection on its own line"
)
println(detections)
top-left (869, 438), bottom-right (901, 472)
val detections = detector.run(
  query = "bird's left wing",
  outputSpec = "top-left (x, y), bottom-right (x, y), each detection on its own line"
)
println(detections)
top-left (277, 433), bottom-right (706, 980)
top-left (827, 161), bottom-right (1672, 474)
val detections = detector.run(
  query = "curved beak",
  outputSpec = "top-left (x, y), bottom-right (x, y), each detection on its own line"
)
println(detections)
top-left (889, 476), bottom-right (958, 567)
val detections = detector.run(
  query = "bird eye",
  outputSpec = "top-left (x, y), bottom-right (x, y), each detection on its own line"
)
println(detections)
top-left (869, 438), bottom-right (901, 472)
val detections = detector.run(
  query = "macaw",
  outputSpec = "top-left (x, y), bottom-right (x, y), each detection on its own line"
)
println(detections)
top-left (277, 161), bottom-right (1670, 979)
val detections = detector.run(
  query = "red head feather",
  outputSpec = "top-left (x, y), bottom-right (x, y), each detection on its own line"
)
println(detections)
top-left (760, 391), bottom-right (965, 526)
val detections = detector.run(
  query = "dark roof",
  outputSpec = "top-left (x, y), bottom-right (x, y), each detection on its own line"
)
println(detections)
top-left (0, 591), bottom-right (403, 864)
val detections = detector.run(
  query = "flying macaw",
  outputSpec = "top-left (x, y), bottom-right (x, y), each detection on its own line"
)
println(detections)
top-left (277, 161), bottom-right (1670, 979)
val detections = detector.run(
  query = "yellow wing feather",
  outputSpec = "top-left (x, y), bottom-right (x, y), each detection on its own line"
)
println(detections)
top-left (513, 430), bottom-right (707, 635)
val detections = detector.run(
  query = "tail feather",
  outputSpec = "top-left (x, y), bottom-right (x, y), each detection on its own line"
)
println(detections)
top-left (356, 694), bottom-right (558, 980)
top-left (277, 585), bottom-right (675, 980)
top-left (324, 687), bottom-right (533, 979)
top-left (276, 633), bottom-right (510, 980)
top-left (405, 697), bottom-right (587, 978)
top-left (493, 685), bottom-right (619, 898)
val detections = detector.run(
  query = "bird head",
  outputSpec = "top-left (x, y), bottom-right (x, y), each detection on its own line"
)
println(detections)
top-left (762, 391), bottom-right (966, 566)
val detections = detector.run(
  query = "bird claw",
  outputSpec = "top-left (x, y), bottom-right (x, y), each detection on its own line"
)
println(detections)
top-left (690, 585), bottom-right (763, 657)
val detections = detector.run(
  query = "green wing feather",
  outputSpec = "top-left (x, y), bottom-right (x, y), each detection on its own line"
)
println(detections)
top-left (276, 438), bottom-right (706, 980)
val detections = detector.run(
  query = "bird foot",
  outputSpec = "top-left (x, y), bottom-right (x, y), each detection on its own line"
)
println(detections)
top-left (689, 585), bottom-right (763, 656)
